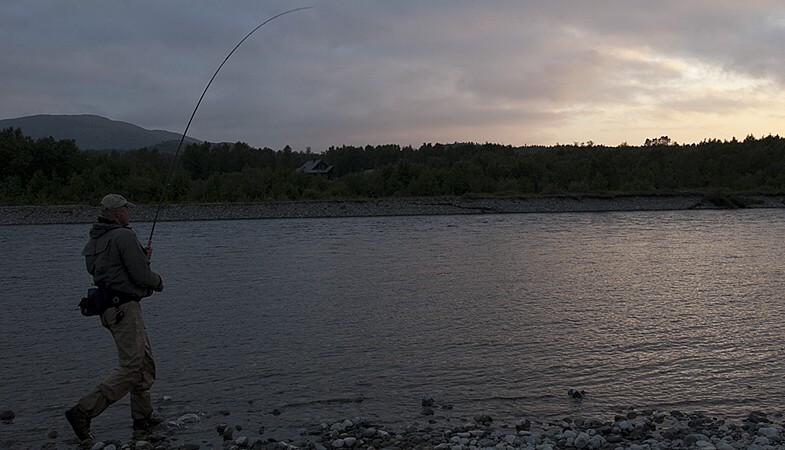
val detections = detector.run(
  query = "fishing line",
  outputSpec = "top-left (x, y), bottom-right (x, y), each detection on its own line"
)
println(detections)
top-left (147, 6), bottom-right (313, 247)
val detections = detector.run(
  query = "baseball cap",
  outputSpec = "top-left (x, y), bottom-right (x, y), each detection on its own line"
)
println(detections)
top-left (100, 193), bottom-right (135, 211)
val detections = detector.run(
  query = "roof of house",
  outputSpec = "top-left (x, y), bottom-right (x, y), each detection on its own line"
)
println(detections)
top-left (299, 159), bottom-right (333, 173)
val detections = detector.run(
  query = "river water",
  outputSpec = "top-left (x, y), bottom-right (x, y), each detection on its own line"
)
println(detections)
top-left (2, 209), bottom-right (785, 446)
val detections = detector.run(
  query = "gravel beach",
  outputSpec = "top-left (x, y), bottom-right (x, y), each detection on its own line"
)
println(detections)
top-left (5, 405), bottom-right (785, 450)
top-left (2, 194), bottom-right (784, 225)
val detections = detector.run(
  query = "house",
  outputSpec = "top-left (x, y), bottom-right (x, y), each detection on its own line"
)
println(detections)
top-left (297, 159), bottom-right (334, 179)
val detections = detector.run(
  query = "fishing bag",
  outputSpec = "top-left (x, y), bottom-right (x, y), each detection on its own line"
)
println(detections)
top-left (78, 287), bottom-right (138, 317)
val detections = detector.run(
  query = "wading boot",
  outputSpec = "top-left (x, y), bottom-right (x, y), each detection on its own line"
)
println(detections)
top-left (65, 406), bottom-right (93, 442)
top-left (133, 414), bottom-right (165, 432)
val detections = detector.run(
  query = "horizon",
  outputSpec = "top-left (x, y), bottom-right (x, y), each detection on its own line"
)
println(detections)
top-left (4, 113), bottom-right (781, 152)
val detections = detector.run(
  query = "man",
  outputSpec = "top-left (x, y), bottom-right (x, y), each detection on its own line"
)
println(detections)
top-left (66, 194), bottom-right (164, 441)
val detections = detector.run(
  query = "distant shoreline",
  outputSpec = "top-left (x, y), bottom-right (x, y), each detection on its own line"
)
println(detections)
top-left (1, 194), bottom-right (784, 226)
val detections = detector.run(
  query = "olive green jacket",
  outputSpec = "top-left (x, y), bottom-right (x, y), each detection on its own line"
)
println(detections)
top-left (82, 219), bottom-right (162, 298)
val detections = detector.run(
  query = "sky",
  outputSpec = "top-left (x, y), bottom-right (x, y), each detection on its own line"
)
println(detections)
top-left (3, 1), bottom-right (785, 152)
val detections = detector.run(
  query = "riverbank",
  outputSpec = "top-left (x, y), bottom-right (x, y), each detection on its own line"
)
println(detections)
top-left (2, 194), bottom-right (784, 225)
top-left (5, 407), bottom-right (785, 450)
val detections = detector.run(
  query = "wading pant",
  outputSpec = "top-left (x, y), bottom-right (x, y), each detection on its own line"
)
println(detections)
top-left (77, 300), bottom-right (156, 421)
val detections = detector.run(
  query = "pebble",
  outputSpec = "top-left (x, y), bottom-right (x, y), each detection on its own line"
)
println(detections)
top-left (588, 435), bottom-right (604, 449)
top-left (574, 431), bottom-right (589, 448)
top-left (568, 388), bottom-right (584, 400)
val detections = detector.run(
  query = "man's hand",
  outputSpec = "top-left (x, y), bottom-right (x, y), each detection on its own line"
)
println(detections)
top-left (144, 244), bottom-right (153, 259)
top-left (154, 275), bottom-right (164, 292)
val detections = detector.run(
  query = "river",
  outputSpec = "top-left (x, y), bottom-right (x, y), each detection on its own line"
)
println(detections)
top-left (1, 209), bottom-right (784, 446)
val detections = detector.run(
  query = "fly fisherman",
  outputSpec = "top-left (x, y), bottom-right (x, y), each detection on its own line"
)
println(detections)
top-left (66, 194), bottom-right (164, 441)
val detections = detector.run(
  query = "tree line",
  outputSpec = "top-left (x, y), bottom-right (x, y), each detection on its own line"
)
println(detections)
top-left (2, 126), bottom-right (785, 206)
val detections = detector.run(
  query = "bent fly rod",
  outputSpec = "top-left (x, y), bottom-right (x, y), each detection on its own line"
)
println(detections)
top-left (146, 6), bottom-right (312, 247)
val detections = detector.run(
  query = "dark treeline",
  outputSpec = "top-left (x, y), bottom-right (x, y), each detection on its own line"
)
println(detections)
top-left (2, 126), bottom-right (785, 206)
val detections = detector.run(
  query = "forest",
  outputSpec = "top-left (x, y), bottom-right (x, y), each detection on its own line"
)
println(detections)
top-left (2, 126), bottom-right (785, 206)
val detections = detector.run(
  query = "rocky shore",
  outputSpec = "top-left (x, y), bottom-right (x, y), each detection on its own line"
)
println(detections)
top-left (5, 406), bottom-right (785, 450)
top-left (2, 194), bottom-right (784, 225)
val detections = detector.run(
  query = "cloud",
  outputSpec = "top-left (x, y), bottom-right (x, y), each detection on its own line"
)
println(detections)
top-left (2, 0), bottom-right (785, 150)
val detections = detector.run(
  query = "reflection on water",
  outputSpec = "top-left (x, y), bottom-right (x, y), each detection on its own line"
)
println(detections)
top-left (2, 209), bottom-right (785, 444)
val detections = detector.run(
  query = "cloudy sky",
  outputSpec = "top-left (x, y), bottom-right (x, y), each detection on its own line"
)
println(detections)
top-left (3, 1), bottom-right (785, 151)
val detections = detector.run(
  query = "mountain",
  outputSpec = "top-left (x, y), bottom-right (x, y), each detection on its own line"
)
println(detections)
top-left (0, 114), bottom-right (201, 151)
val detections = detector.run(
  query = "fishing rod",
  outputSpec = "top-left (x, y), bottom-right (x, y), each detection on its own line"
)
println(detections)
top-left (147, 6), bottom-right (313, 247)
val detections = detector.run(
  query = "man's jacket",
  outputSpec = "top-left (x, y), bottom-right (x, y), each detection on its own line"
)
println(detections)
top-left (82, 220), bottom-right (162, 298)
